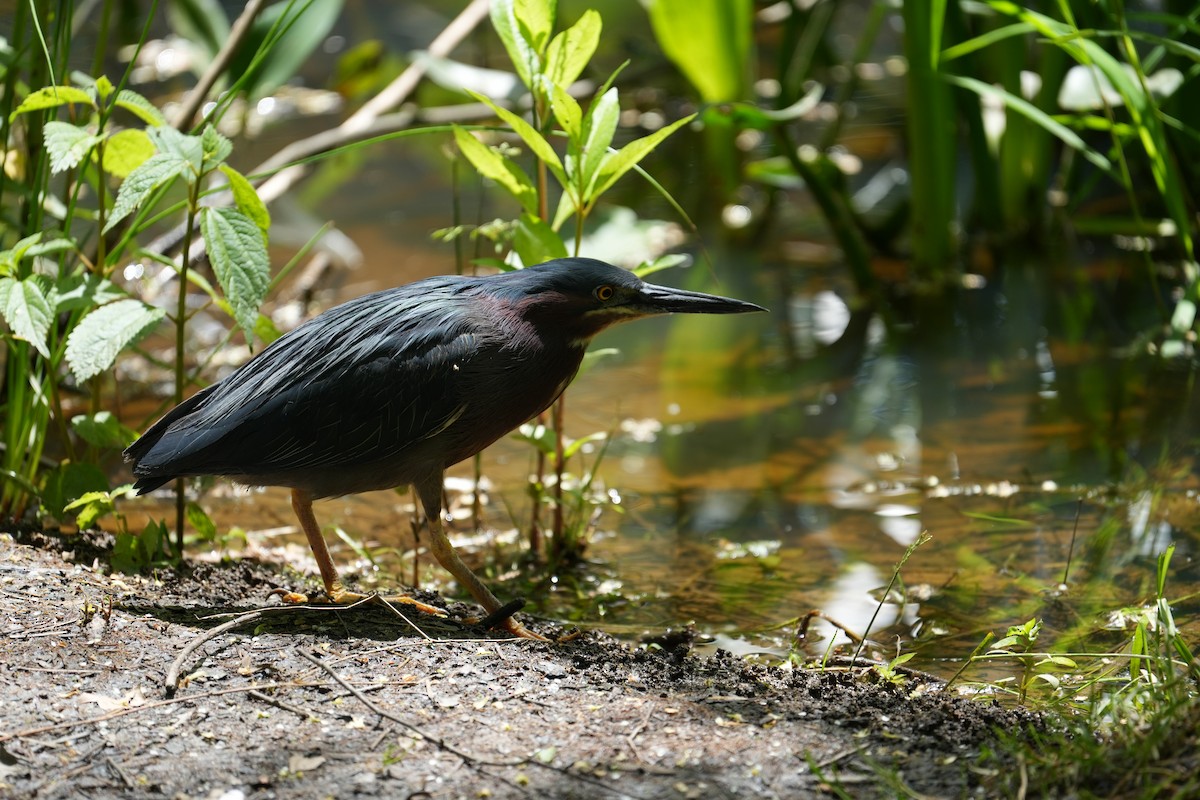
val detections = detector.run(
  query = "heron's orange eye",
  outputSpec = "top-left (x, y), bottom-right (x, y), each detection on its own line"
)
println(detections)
top-left (594, 285), bottom-right (615, 301)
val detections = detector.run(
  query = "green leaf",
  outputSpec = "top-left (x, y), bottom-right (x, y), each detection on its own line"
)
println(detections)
top-left (71, 411), bottom-right (139, 449)
top-left (104, 151), bottom-right (188, 233)
top-left (114, 89), bottom-right (167, 127)
top-left (219, 164), bottom-right (271, 234)
top-left (65, 491), bottom-right (114, 528)
top-left (944, 75), bottom-right (1114, 177)
top-left (200, 125), bottom-right (233, 168)
top-left (201, 207), bottom-right (271, 338)
top-left (633, 253), bottom-right (689, 279)
top-left (453, 126), bottom-right (538, 215)
top-left (43, 121), bottom-right (103, 173)
top-left (466, 90), bottom-right (567, 186)
top-left (149, 126), bottom-right (203, 170)
top-left (40, 462), bottom-right (109, 519)
top-left (186, 501), bottom-right (218, 540)
top-left (102, 129), bottom-right (156, 178)
top-left (513, 212), bottom-right (568, 266)
top-left (232, 0), bottom-right (344, 100)
top-left (591, 114), bottom-right (695, 199)
top-left (65, 299), bottom-right (166, 383)
top-left (9, 85), bottom-right (93, 121)
top-left (0, 276), bottom-right (53, 358)
top-left (550, 83), bottom-right (582, 143)
top-left (514, 0), bottom-right (554, 52)
top-left (580, 87), bottom-right (620, 195)
top-left (544, 9), bottom-right (601, 90)
top-left (93, 75), bottom-right (115, 100)
top-left (647, 0), bottom-right (752, 102)
top-left (54, 273), bottom-right (123, 312)
top-left (491, 0), bottom-right (548, 89)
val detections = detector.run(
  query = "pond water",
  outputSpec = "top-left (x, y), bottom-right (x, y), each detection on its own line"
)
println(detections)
top-left (120, 2), bottom-right (1200, 687)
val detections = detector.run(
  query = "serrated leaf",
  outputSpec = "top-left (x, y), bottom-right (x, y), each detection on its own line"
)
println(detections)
top-left (201, 207), bottom-right (270, 338)
top-left (149, 126), bottom-right (203, 169)
top-left (513, 212), bottom-right (568, 266)
top-left (71, 411), bottom-right (139, 449)
top-left (453, 126), bottom-right (538, 215)
top-left (114, 89), bottom-right (167, 127)
top-left (65, 299), bottom-right (166, 382)
top-left (581, 87), bottom-right (619, 195)
top-left (9, 85), bottom-right (93, 121)
top-left (201, 125), bottom-right (232, 168)
top-left (219, 164), bottom-right (270, 234)
top-left (465, 90), bottom-right (567, 186)
top-left (591, 114), bottom-right (695, 199)
top-left (544, 10), bottom-right (600, 90)
top-left (43, 121), bottom-right (103, 173)
top-left (0, 276), bottom-right (53, 358)
top-left (104, 152), bottom-right (188, 232)
top-left (102, 129), bottom-right (156, 178)
top-left (54, 273), bottom-right (123, 312)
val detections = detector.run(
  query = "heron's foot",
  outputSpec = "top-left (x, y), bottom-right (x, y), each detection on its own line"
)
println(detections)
top-left (270, 586), bottom-right (448, 617)
top-left (475, 597), bottom-right (549, 641)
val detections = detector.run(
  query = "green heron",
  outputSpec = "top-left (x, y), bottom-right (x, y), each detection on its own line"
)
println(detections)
top-left (126, 257), bottom-right (763, 638)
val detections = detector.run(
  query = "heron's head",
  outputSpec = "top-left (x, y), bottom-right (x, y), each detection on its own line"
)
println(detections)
top-left (491, 258), bottom-right (764, 341)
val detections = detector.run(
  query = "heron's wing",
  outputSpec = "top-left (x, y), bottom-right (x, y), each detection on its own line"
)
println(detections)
top-left (128, 283), bottom-right (478, 482)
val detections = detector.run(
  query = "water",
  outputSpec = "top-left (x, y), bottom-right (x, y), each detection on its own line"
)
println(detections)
top-left (119, 4), bottom-right (1200, 684)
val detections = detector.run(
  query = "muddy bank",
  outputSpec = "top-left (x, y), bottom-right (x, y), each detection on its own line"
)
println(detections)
top-left (0, 530), bottom-right (1040, 799)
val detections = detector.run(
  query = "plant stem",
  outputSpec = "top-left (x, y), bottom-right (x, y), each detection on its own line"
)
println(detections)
top-left (172, 183), bottom-right (202, 558)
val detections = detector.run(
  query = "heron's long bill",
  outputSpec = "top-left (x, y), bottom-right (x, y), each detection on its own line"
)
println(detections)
top-left (637, 282), bottom-right (766, 315)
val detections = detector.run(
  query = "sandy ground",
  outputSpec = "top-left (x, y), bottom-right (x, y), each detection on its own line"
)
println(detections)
top-left (0, 529), bottom-right (1040, 799)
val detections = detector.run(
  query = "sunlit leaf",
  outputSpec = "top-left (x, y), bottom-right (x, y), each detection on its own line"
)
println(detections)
top-left (550, 83), bottom-right (582, 143)
top-left (544, 9), bottom-right (601, 90)
top-left (201, 125), bottom-right (232, 168)
top-left (43, 121), bottom-right (102, 173)
top-left (633, 253), bottom-right (689, 279)
top-left (590, 114), bottom-right (695, 199)
top-left (219, 164), bottom-right (270, 234)
top-left (114, 89), bottom-right (167, 127)
top-left (103, 152), bottom-right (188, 232)
top-left (202, 207), bottom-right (271, 338)
top-left (453, 126), bottom-right (538, 215)
top-left (9, 85), bottom-right (93, 121)
top-left (65, 299), bottom-right (166, 382)
top-left (93, 75), bottom-right (114, 101)
top-left (491, 0), bottom-right (547, 89)
top-left (0, 276), bottom-right (53, 358)
top-left (102, 129), bottom-right (156, 178)
top-left (54, 273), bottom-right (123, 312)
top-left (466, 90), bottom-right (567, 186)
top-left (580, 87), bottom-right (619, 195)
top-left (647, 0), bottom-right (752, 102)
top-left (150, 125), bottom-right (203, 169)
top-left (40, 462), bottom-right (110, 519)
